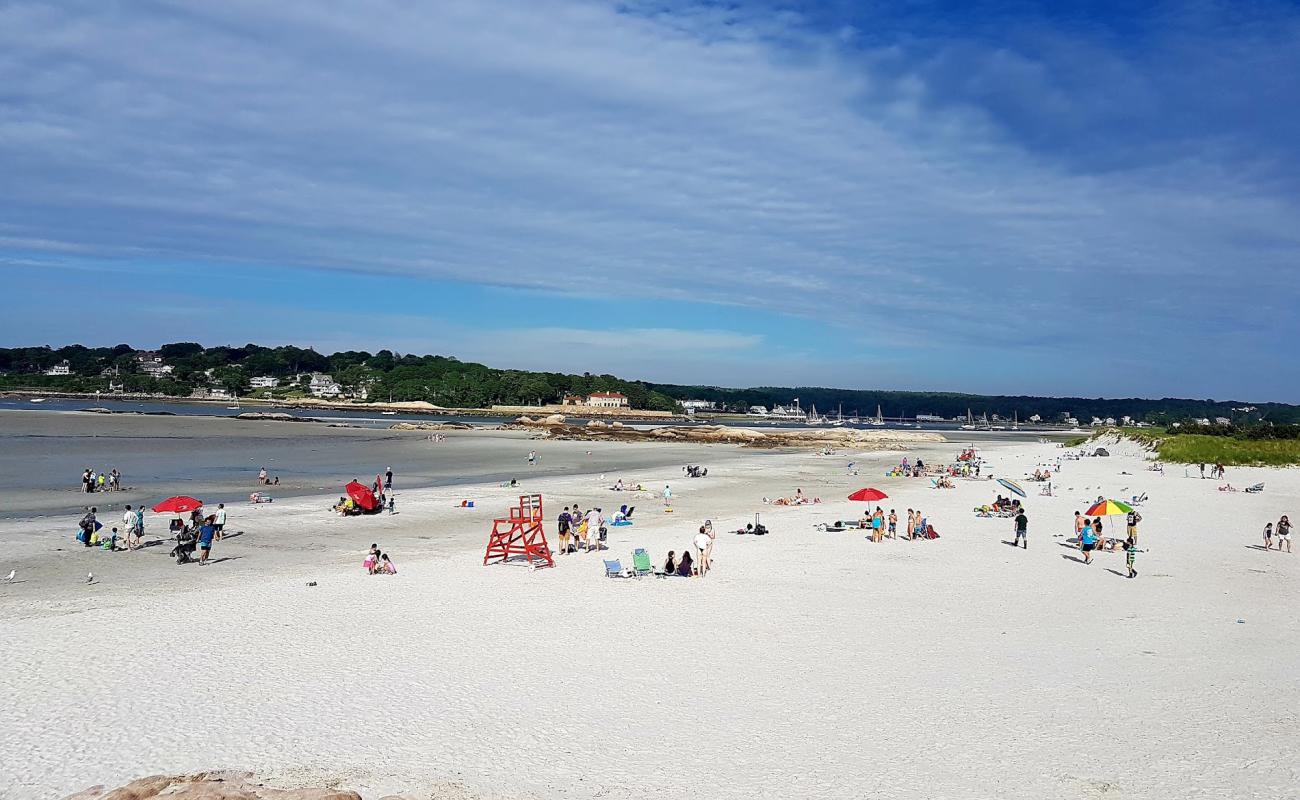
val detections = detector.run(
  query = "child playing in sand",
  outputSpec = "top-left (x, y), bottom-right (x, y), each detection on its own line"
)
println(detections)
top-left (380, 554), bottom-right (396, 574)
top-left (364, 544), bottom-right (379, 574)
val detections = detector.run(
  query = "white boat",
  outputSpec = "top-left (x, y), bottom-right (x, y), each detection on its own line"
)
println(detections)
top-left (959, 409), bottom-right (976, 430)
top-left (868, 404), bottom-right (886, 427)
top-left (381, 411), bottom-right (398, 416)
top-left (29, 397), bottom-right (46, 403)
top-left (227, 393), bottom-right (240, 411)
top-left (1011, 411), bottom-right (1020, 431)
top-left (829, 403), bottom-right (846, 426)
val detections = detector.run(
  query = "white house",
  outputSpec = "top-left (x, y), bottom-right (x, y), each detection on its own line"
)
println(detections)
top-left (680, 399), bottom-right (715, 411)
top-left (250, 376), bottom-right (280, 389)
top-left (1214, 416), bottom-right (1232, 425)
top-left (138, 355), bottom-right (174, 377)
top-left (306, 373), bottom-right (344, 398)
top-left (586, 391), bottom-right (629, 409)
top-left (44, 360), bottom-right (71, 376)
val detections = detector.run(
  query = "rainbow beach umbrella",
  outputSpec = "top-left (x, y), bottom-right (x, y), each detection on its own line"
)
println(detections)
top-left (1085, 499), bottom-right (1133, 517)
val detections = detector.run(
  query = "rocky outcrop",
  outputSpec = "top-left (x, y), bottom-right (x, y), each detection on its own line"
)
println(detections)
top-left (514, 414), bottom-right (566, 426)
top-left (389, 421), bottom-right (474, 431)
top-left (235, 412), bottom-right (319, 423)
top-left (542, 423), bottom-right (944, 448)
top-left (63, 773), bottom-right (362, 800)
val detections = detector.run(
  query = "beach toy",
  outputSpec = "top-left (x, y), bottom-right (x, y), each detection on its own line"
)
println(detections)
top-left (459, 500), bottom-right (475, 508)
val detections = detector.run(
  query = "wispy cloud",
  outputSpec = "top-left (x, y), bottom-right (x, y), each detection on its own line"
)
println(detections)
top-left (1, 1), bottom-right (1298, 397)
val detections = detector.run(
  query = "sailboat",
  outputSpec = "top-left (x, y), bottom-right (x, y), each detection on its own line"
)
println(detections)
top-left (1011, 411), bottom-right (1020, 431)
top-left (868, 404), bottom-right (886, 427)
top-left (959, 409), bottom-right (976, 430)
top-left (806, 404), bottom-right (827, 426)
top-left (227, 392), bottom-right (240, 411)
top-left (829, 403), bottom-right (846, 426)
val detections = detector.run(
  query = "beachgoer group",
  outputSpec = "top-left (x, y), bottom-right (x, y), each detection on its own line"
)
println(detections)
top-left (79, 468), bottom-right (123, 493)
top-left (363, 543), bottom-right (398, 574)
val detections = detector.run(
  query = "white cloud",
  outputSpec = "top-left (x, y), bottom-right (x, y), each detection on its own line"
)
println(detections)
top-left (1, 0), bottom-right (1298, 394)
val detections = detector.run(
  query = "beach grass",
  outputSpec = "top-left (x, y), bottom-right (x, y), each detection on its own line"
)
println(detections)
top-left (1155, 434), bottom-right (1300, 466)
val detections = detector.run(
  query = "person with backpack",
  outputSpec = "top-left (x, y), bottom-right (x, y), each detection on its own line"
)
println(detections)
top-left (556, 506), bottom-right (572, 555)
top-left (79, 507), bottom-right (97, 547)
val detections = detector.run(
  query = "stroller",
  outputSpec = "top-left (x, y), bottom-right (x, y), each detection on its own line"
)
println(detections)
top-left (170, 527), bottom-right (198, 564)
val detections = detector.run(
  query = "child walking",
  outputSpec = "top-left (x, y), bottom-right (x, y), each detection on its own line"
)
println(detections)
top-left (1124, 537), bottom-right (1138, 578)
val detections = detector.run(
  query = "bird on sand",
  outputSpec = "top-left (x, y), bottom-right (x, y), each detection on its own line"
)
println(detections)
top-left (3, 569), bottom-right (14, 583)
top-left (86, 571), bottom-right (94, 584)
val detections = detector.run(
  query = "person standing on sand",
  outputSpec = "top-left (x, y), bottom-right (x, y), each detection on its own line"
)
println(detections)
top-left (1262, 522), bottom-right (1274, 550)
top-left (663, 484), bottom-right (672, 506)
top-left (1126, 509), bottom-right (1142, 545)
top-left (197, 516), bottom-right (216, 565)
top-left (214, 503), bottom-right (227, 541)
top-left (585, 507), bottom-right (599, 552)
top-left (1080, 523), bottom-right (1098, 564)
top-left (80, 507), bottom-right (97, 547)
top-left (122, 506), bottom-right (137, 550)
top-left (906, 509), bottom-right (915, 540)
top-left (1124, 537), bottom-right (1138, 578)
top-left (527, 450), bottom-right (537, 466)
top-left (1198, 463), bottom-right (1205, 479)
top-left (557, 506), bottom-right (572, 554)
top-left (888, 510), bottom-right (897, 539)
top-left (1075, 512), bottom-right (1087, 547)
top-left (1014, 509), bottom-right (1028, 549)
top-left (694, 526), bottom-right (711, 575)
top-left (385, 466), bottom-right (393, 490)
top-left (1277, 515), bottom-right (1292, 554)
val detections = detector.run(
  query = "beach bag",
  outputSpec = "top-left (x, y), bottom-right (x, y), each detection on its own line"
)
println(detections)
top-left (598, 526), bottom-right (608, 541)
top-left (924, 525), bottom-right (940, 540)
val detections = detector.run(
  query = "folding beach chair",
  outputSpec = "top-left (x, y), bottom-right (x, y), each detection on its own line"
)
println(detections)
top-left (1245, 483), bottom-right (1265, 494)
top-left (631, 548), bottom-right (655, 577)
top-left (604, 559), bottom-right (631, 578)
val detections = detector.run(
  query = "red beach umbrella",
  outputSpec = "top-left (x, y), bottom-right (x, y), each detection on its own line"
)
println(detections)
top-left (848, 488), bottom-right (888, 502)
top-left (152, 495), bottom-right (204, 514)
top-left (345, 480), bottom-right (379, 511)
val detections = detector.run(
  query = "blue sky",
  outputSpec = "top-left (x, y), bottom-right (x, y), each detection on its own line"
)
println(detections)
top-left (2, 1), bottom-right (1298, 400)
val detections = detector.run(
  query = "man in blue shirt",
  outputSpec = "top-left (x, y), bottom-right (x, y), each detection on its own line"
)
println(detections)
top-left (198, 517), bottom-right (216, 565)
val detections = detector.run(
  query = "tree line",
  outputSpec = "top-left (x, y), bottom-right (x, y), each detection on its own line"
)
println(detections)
top-left (1, 343), bottom-right (1296, 423)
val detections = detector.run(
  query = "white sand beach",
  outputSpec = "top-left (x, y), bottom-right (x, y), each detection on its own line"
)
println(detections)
top-left (1, 428), bottom-right (1298, 799)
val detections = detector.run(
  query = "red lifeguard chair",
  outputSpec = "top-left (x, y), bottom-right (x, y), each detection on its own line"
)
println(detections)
top-left (483, 494), bottom-right (554, 568)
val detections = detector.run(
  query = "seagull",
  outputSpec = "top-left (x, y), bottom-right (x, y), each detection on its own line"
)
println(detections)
top-left (3, 569), bottom-right (14, 583)
top-left (86, 571), bottom-right (94, 584)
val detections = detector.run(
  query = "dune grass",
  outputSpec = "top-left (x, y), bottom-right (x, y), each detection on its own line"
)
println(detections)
top-left (1155, 434), bottom-right (1300, 467)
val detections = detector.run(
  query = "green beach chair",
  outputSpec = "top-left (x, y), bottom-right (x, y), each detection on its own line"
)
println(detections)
top-left (632, 548), bottom-right (654, 578)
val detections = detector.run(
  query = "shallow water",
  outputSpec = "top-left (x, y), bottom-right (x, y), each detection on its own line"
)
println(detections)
top-left (0, 410), bottom-right (756, 519)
